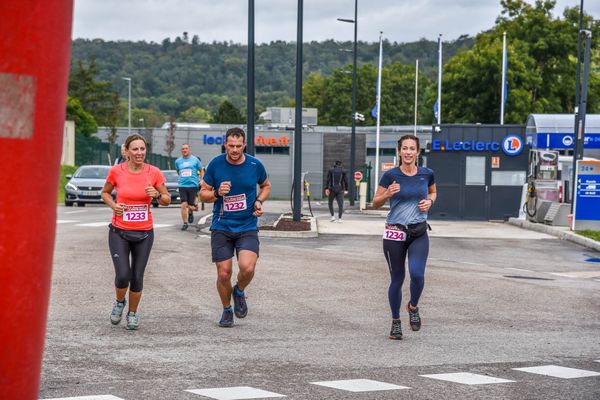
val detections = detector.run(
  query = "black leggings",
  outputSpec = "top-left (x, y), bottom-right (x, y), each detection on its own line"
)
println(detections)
top-left (383, 233), bottom-right (429, 319)
top-left (328, 190), bottom-right (344, 218)
top-left (108, 225), bottom-right (154, 292)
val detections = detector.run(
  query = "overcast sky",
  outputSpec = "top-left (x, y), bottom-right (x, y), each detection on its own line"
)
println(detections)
top-left (72, 0), bottom-right (599, 44)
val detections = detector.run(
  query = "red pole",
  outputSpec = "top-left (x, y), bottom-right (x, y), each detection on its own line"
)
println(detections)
top-left (0, 1), bottom-right (74, 398)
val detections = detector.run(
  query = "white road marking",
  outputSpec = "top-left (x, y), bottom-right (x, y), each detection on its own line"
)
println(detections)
top-left (56, 220), bottom-right (77, 224)
top-left (198, 214), bottom-right (211, 225)
top-left (186, 386), bottom-right (285, 399)
top-left (420, 372), bottom-right (514, 385)
top-left (310, 379), bottom-right (409, 392)
top-left (41, 396), bottom-right (124, 400)
top-left (153, 224), bottom-right (174, 229)
top-left (505, 268), bottom-right (533, 273)
top-left (63, 210), bottom-right (88, 215)
top-left (550, 271), bottom-right (600, 279)
top-left (76, 222), bottom-right (109, 227)
top-left (513, 365), bottom-right (600, 379)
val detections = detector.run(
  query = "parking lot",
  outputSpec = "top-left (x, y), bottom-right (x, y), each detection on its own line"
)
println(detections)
top-left (40, 203), bottom-right (600, 399)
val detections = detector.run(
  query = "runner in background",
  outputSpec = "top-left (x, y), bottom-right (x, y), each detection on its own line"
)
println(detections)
top-left (175, 144), bottom-right (203, 230)
top-left (200, 127), bottom-right (271, 327)
top-left (101, 134), bottom-right (171, 330)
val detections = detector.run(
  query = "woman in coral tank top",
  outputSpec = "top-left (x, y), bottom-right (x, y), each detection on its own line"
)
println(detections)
top-left (101, 134), bottom-right (171, 330)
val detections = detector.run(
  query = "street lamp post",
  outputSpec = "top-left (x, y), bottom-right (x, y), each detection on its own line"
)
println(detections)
top-left (122, 77), bottom-right (131, 135)
top-left (337, 0), bottom-right (358, 206)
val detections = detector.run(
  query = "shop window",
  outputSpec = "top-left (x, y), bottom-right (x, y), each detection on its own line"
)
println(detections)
top-left (465, 156), bottom-right (485, 185)
top-left (255, 146), bottom-right (290, 155)
top-left (367, 148), bottom-right (397, 156)
top-left (492, 171), bottom-right (526, 186)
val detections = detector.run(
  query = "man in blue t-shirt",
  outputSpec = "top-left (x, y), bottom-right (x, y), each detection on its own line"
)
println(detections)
top-left (200, 127), bottom-right (271, 328)
top-left (175, 144), bottom-right (203, 230)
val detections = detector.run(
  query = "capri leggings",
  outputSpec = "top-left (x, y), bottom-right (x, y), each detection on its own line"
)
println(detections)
top-left (108, 225), bottom-right (154, 292)
top-left (383, 233), bottom-right (429, 319)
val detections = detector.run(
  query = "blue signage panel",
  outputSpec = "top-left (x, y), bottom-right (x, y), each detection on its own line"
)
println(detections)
top-left (574, 161), bottom-right (600, 229)
top-left (430, 134), bottom-right (524, 156)
top-left (527, 133), bottom-right (600, 149)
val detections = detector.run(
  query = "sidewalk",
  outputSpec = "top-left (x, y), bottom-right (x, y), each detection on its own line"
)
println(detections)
top-left (262, 200), bottom-right (557, 240)
top-left (508, 217), bottom-right (600, 252)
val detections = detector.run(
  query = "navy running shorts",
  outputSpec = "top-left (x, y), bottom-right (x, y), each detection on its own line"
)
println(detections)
top-left (179, 187), bottom-right (199, 204)
top-left (211, 230), bottom-right (260, 262)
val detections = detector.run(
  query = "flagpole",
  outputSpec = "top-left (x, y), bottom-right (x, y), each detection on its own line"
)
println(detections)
top-left (414, 59), bottom-right (419, 135)
top-left (437, 34), bottom-right (442, 125)
top-left (500, 31), bottom-right (507, 125)
top-left (375, 31), bottom-right (383, 192)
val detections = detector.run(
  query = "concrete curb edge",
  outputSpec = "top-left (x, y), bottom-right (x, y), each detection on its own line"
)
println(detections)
top-left (508, 218), bottom-right (600, 252)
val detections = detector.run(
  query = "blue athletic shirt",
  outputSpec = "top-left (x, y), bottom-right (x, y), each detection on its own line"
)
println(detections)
top-left (203, 153), bottom-right (268, 232)
top-left (175, 155), bottom-right (203, 187)
top-left (379, 166), bottom-right (435, 226)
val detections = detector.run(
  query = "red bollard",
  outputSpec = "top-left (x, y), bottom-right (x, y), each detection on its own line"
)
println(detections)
top-left (0, 1), bottom-right (74, 398)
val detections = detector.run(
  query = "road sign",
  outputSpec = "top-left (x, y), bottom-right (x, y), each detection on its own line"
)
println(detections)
top-left (381, 163), bottom-right (395, 172)
top-left (573, 160), bottom-right (600, 230)
top-left (354, 171), bottom-right (363, 181)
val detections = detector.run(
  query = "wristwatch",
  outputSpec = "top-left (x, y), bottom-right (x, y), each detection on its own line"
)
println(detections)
top-left (214, 188), bottom-right (221, 198)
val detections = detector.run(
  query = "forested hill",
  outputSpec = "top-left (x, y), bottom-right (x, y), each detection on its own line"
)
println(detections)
top-left (71, 36), bottom-right (474, 116)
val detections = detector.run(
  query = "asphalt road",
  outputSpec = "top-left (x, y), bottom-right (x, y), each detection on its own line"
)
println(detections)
top-left (40, 205), bottom-right (600, 400)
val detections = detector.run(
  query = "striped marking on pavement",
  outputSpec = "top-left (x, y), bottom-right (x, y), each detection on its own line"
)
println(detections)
top-left (42, 396), bottom-right (124, 400)
top-left (63, 210), bottom-right (88, 215)
top-left (513, 365), bottom-right (600, 379)
top-left (550, 271), bottom-right (600, 279)
top-left (310, 379), bottom-right (410, 392)
top-left (56, 220), bottom-right (78, 224)
top-left (186, 386), bottom-right (285, 399)
top-left (420, 372), bottom-right (514, 385)
top-left (76, 222), bottom-right (109, 227)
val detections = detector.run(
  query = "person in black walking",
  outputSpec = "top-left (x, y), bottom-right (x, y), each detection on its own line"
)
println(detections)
top-left (325, 160), bottom-right (348, 222)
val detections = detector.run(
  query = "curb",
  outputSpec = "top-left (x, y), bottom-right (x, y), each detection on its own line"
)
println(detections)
top-left (508, 218), bottom-right (600, 252)
top-left (259, 216), bottom-right (318, 238)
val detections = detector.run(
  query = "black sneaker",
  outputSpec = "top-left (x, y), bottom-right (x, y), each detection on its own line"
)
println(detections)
top-left (232, 284), bottom-right (248, 318)
top-left (188, 210), bottom-right (194, 223)
top-left (181, 223), bottom-right (189, 231)
top-left (389, 319), bottom-right (403, 340)
top-left (407, 303), bottom-right (421, 331)
top-left (219, 307), bottom-right (234, 327)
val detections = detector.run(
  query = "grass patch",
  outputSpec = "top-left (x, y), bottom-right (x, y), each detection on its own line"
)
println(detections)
top-left (576, 230), bottom-right (600, 242)
top-left (58, 165), bottom-right (78, 204)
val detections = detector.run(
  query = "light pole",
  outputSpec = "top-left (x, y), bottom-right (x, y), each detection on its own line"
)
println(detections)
top-left (293, 0), bottom-right (303, 221)
top-left (247, 0), bottom-right (255, 155)
top-left (122, 77), bottom-right (131, 135)
top-left (337, 0), bottom-right (358, 206)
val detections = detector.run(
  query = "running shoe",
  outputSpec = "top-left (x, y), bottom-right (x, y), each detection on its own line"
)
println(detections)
top-left (219, 307), bottom-right (234, 327)
top-left (126, 312), bottom-right (139, 330)
top-left (110, 299), bottom-right (126, 325)
top-left (188, 210), bottom-right (194, 223)
top-left (181, 223), bottom-right (189, 231)
top-left (407, 303), bottom-right (421, 331)
top-left (330, 216), bottom-right (336, 222)
top-left (336, 218), bottom-right (342, 223)
top-left (389, 319), bottom-right (403, 340)
top-left (232, 284), bottom-right (248, 318)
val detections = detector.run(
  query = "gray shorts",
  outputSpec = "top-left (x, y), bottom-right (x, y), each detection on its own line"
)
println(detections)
top-left (211, 230), bottom-right (259, 262)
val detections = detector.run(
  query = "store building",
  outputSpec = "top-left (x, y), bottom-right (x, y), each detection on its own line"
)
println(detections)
top-left (426, 124), bottom-right (528, 220)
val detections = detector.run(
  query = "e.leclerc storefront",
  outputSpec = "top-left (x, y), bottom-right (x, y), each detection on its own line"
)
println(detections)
top-left (426, 124), bottom-right (527, 220)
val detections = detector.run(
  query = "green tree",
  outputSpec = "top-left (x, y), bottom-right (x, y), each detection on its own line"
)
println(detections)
top-left (180, 106), bottom-right (212, 122)
top-left (69, 59), bottom-right (122, 127)
top-left (443, 0), bottom-right (600, 123)
top-left (212, 100), bottom-right (244, 123)
top-left (66, 96), bottom-right (97, 136)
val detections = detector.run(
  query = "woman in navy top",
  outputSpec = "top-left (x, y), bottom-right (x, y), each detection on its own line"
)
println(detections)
top-left (372, 134), bottom-right (437, 340)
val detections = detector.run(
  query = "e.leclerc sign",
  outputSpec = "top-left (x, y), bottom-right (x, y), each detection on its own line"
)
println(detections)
top-left (431, 134), bottom-right (524, 156)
